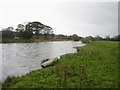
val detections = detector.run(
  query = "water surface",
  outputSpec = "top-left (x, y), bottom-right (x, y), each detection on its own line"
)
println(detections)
top-left (1, 41), bottom-right (85, 82)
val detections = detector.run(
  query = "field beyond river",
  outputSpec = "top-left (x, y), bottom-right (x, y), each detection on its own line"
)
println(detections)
top-left (2, 41), bottom-right (119, 88)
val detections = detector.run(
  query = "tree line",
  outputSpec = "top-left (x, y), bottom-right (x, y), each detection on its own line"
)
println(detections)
top-left (1, 21), bottom-right (120, 42)
top-left (1, 21), bottom-right (53, 39)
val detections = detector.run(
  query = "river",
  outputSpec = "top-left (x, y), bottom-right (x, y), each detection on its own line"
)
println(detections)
top-left (0, 41), bottom-right (85, 82)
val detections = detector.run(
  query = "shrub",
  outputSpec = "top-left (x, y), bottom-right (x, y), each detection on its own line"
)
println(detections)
top-left (22, 30), bottom-right (33, 39)
top-left (2, 30), bottom-right (14, 38)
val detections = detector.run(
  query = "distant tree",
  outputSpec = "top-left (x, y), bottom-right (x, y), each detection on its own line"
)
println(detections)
top-left (94, 35), bottom-right (102, 40)
top-left (80, 36), bottom-right (93, 43)
top-left (42, 26), bottom-right (53, 38)
top-left (25, 21), bottom-right (44, 39)
top-left (72, 34), bottom-right (78, 37)
top-left (7, 27), bottom-right (14, 31)
top-left (22, 30), bottom-right (33, 39)
top-left (15, 24), bottom-right (25, 38)
top-left (105, 35), bottom-right (110, 40)
top-left (2, 27), bottom-right (14, 38)
top-left (17, 30), bottom-right (24, 37)
top-left (118, 35), bottom-right (120, 41)
top-left (72, 34), bottom-right (79, 41)
top-left (16, 24), bottom-right (25, 32)
top-left (85, 36), bottom-right (93, 41)
top-left (25, 21), bottom-right (53, 39)
top-left (111, 35), bottom-right (120, 41)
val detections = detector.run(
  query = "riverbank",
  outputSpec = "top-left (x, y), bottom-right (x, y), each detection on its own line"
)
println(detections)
top-left (2, 41), bottom-right (119, 88)
top-left (2, 38), bottom-right (73, 43)
top-left (1, 35), bottom-right (89, 43)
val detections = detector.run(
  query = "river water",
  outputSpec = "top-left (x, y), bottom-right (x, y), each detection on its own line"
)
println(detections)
top-left (0, 41), bottom-right (85, 82)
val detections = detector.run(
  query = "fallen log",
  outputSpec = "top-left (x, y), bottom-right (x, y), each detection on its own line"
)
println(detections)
top-left (41, 57), bottom-right (58, 68)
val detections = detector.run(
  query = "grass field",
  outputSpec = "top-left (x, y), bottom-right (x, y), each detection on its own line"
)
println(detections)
top-left (2, 41), bottom-right (119, 88)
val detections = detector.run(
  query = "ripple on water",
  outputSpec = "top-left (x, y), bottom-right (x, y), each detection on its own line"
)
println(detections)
top-left (1, 41), bottom-right (85, 82)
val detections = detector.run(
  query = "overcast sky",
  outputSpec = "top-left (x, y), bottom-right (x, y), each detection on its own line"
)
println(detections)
top-left (0, 0), bottom-right (118, 37)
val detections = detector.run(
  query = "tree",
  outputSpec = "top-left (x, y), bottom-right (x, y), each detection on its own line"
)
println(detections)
top-left (111, 35), bottom-right (120, 41)
top-left (25, 21), bottom-right (44, 39)
top-left (16, 24), bottom-right (25, 32)
top-left (94, 35), bottom-right (102, 40)
top-left (105, 35), bottom-right (110, 40)
top-left (17, 30), bottom-right (24, 37)
top-left (2, 27), bottom-right (14, 38)
top-left (7, 27), bottom-right (14, 31)
top-left (72, 34), bottom-right (78, 37)
top-left (41, 26), bottom-right (53, 38)
top-left (15, 24), bottom-right (25, 38)
top-left (85, 36), bottom-right (93, 41)
top-left (118, 35), bottom-right (120, 41)
top-left (72, 34), bottom-right (79, 41)
top-left (25, 21), bottom-right (53, 39)
top-left (22, 30), bottom-right (33, 39)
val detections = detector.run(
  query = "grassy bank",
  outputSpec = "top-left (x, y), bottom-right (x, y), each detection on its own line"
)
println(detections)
top-left (2, 41), bottom-right (119, 88)
top-left (2, 38), bottom-right (34, 43)
top-left (2, 37), bottom-right (70, 43)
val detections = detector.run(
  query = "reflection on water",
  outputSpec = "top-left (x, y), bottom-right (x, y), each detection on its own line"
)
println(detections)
top-left (1, 41), bottom-right (85, 82)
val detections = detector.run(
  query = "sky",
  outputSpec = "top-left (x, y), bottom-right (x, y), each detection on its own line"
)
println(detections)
top-left (0, 0), bottom-right (119, 37)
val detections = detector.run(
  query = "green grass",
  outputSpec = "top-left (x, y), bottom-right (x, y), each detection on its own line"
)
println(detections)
top-left (2, 41), bottom-right (119, 88)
